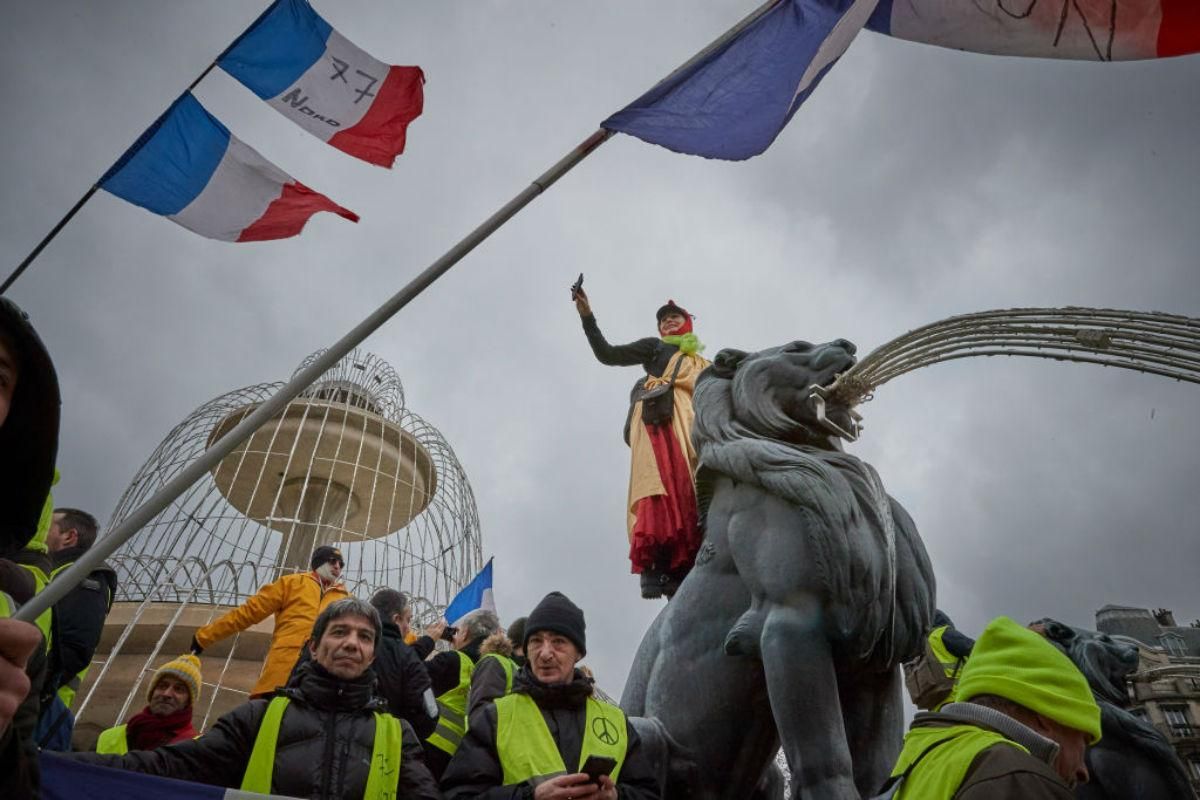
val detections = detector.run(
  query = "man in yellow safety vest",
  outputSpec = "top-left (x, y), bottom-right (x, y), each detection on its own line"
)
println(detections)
top-left (418, 607), bottom-right (501, 780)
top-left (881, 616), bottom-right (1100, 799)
top-left (36, 507), bottom-right (117, 750)
top-left (94, 653), bottom-right (200, 755)
top-left (442, 592), bottom-right (661, 800)
top-left (74, 597), bottom-right (441, 799)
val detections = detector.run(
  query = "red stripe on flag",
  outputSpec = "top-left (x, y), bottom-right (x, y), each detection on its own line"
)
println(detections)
top-left (1158, 0), bottom-right (1200, 57)
top-left (236, 183), bottom-right (358, 242)
top-left (328, 66), bottom-right (425, 168)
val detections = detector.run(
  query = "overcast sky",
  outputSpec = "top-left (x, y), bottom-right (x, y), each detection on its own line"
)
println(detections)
top-left (2, 1), bottom-right (1198, 698)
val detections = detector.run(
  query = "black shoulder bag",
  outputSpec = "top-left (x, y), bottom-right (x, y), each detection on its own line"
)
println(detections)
top-left (639, 354), bottom-right (685, 427)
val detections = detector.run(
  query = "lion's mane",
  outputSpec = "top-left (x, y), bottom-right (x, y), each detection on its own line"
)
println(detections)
top-left (692, 356), bottom-right (934, 669)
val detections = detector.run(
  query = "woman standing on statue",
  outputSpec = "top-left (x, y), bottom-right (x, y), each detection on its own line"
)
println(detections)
top-left (574, 285), bottom-right (710, 599)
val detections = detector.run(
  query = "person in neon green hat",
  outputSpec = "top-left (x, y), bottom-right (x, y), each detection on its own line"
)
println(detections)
top-left (881, 615), bottom-right (1101, 799)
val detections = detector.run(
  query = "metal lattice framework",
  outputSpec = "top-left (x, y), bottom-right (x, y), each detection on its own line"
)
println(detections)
top-left (108, 349), bottom-right (481, 603)
top-left (815, 307), bottom-right (1200, 439)
top-left (75, 350), bottom-right (481, 729)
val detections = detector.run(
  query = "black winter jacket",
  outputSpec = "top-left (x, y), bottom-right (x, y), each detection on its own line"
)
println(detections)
top-left (0, 297), bottom-right (60, 555)
top-left (441, 667), bottom-right (661, 800)
top-left (581, 313), bottom-right (679, 378)
top-left (44, 545), bottom-right (117, 700)
top-left (75, 661), bottom-right (442, 799)
top-left (374, 621), bottom-right (437, 740)
top-left (467, 654), bottom-right (515, 720)
top-left (291, 622), bottom-right (438, 741)
top-left (422, 638), bottom-right (483, 779)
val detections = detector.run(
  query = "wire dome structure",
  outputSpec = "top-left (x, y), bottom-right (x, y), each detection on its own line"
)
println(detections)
top-left (73, 349), bottom-right (481, 741)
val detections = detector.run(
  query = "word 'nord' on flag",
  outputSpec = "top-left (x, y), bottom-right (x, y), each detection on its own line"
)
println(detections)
top-left (99, 93), bottom-right (357, 242)
top-left (219, 0), bottom-right (424, 168)
top-left (444, 558), bottom-right (495, 625)
top-left (603, 0), bottom-right (879, 161)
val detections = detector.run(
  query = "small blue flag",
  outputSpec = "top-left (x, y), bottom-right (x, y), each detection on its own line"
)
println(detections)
top-left (444, 558), bottom-right (495, 624)
top-left (602, 0), bottom-right (878, 160)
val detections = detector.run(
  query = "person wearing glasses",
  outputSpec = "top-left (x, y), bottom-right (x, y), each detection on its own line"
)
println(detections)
top-left (190, 545), bottom-right (350, 698)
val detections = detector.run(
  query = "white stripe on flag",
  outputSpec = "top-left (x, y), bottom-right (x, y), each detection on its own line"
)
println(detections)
top-left (169, 138), bottom-right (292, 241)
top-left (792, 0), bottom-right (878, 104)
top-left (268, 30), bottom-right (389, 142)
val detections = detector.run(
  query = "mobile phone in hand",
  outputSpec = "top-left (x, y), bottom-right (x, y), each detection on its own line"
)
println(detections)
top-left (580, 754), bottom-right (616, 783)
top-left (440, 625), bottom-right (458, 642)
top-left (570, 273), bottom-right (584, 300)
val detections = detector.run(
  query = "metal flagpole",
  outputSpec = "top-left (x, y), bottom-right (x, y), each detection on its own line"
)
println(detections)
top-left (0, 0), bottom-right (270, 296)
top-left (16, 0), bottom-right (781, 622)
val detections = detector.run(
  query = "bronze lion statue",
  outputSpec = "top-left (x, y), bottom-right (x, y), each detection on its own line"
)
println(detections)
top-left (623, 339), bottom-right (936, 799)
top-left (1033, 619), bottom-right (1195, 800)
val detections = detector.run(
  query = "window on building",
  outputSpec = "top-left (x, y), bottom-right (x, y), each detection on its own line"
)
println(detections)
top-left (1163, 704), bottom-right (1194, 737)
top-left (1190, 757), bottom-right (1200, 782)
top-left (1160, 633), bottom-right (1188, 657)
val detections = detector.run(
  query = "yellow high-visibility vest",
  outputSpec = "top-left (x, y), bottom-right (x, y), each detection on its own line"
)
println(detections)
top-left (47, 560), bottom-right (112, 709)
top-left (478, 652), bottom-right (517, 695)
top-left (95, 724), bottom-right (129, 755)
top-left (425, 650), bottom-right (474, 756)
top-left (494, 693), bottom-right (628, 786)
top-left (240, 696), bottom-right (401, 799)
top-left (17, 563), bottom-right (52, 646)
top-left (928, 626), bottom-right (964, 678)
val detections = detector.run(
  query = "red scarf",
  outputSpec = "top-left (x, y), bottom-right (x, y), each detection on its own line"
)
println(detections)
top-left (660, 317), bottom-right (693, 337)
top-left (125, 704), bottom-right (197, 750)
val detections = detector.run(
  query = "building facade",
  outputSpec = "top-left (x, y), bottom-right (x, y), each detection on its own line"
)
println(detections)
top-left (1095, 605), bottom-right (1200, 793)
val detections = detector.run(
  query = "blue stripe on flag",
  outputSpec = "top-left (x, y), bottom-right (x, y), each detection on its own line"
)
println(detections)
top-left (218, 0), bottom-right (333, 100)
top-left (602, 0), bottom-right (871, 160)
top-left (99, 93), bottom-right (230, 216)
top-left (40, 752), bottom-right (227, 799)
top-left (444, 559), bottom-right (493, 624)
top-left (865, 0), bottom-right (893, 34)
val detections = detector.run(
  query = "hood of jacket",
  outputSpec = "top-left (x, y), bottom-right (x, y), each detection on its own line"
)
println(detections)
top-left (0, 298), bottom-right (60, 557)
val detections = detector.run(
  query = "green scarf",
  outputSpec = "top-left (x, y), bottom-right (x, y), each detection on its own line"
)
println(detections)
top-left (662, 333), bottom-right (704, 355)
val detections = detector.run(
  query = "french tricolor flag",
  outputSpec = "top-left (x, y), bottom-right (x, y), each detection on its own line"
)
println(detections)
top-left (99, 93), bottom-right (358, 242)
top-left (866, 0), bottom-right (1200, 61)
top-left (218, 0), bottom-right (424, 168)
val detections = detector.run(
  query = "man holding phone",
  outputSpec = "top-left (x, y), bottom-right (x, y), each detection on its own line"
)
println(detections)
top-left (441, 592), bottom-right (660, 800)
top-left (420, 609), bottom-right (501, 780)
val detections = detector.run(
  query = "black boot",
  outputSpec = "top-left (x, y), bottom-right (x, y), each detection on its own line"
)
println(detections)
top-left (662, 566), bottom-right (690, 599)
top-left (640, 571), bottom-right (665, 599)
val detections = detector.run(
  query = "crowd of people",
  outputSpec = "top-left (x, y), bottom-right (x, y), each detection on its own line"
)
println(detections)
top-left (0, 294), bottom-right (1113, 800)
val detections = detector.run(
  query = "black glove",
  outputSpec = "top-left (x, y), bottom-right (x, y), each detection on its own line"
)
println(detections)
top-left (190, 635), bottom-right (204, 656)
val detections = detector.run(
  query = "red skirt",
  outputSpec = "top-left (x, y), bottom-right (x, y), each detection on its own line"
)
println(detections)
top-left (628, 422), bottom-right (700, 574)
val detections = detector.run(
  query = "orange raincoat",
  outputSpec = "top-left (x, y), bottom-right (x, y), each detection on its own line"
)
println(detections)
top-left (194, 571), bottom-right (349, 696)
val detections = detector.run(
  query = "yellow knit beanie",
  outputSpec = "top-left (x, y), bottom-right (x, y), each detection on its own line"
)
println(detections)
top-left (149, 653), bottom-right (202, 706)
top-left (954, 616), bottom-right (1101, 743)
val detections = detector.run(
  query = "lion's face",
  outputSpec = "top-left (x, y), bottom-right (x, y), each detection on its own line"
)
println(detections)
top-left (1035, 618), bottom-right (1140, 706)
top-left (710, 339), bottom-right (857, 443)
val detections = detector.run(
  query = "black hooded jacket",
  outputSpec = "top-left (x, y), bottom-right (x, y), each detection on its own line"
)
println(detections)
top-left (0, 298), bottom-right (59, 800)
top-left (290, 621), bottom-right (437, 741)
top-left (0, 298), bottom-right (60, 556)
top-left (43, 545), bottom-right (117, 700)
top-left (74, 661), bottom-right (442, 799)
top-left (441, 666), bottom-right (661, 800)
